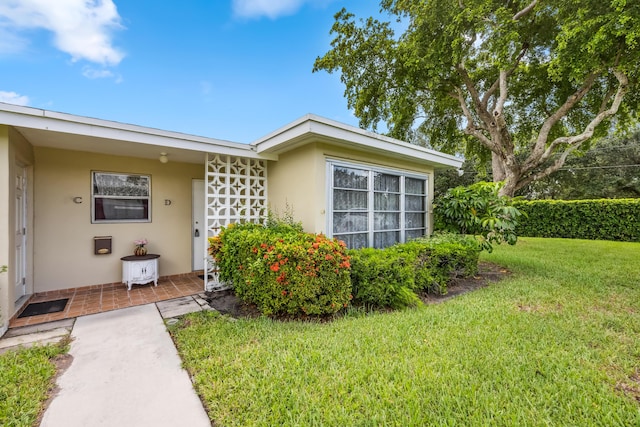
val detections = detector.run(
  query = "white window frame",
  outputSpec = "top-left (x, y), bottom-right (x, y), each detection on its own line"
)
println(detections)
top-left (91, 171), bottom-right (151, 223)
top-left (326, 159), bottom-right (429, 248)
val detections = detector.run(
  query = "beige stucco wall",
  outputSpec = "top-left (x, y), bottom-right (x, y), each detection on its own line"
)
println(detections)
top-left (267, 141), bottom-right (435, 236)
top-left (267, 143), bottom-right (325, 232)
top-left (33, 147), bottom-right (203, 292)
top-left (0, 126), bottom-right (9, 329)
top-left (0, 126), bottom-right (35, 328)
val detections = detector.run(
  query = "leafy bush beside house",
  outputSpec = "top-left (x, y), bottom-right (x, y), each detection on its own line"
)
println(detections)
top-left (210, 224), bottom-right (480, 315)
top-left (210, 223), bottom-right (352, 316)
top-left (400, 234), bottom-right (480, 294)
top-left (434, 181), bottom-right (523, 252)
top-left (348, 247), bottom-right (419, 309)
top-left (349, 234), bottom-right (480, 309)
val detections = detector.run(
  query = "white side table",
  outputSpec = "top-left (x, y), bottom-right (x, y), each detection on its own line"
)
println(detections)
top-left (121, 254), bottom-right (160, 290)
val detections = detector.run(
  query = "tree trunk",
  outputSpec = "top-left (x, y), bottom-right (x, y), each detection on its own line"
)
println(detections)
top-left (492, 152), bottom-right (520, 197)
top-left (492, 152), bottom-right (506, 181)
top-left (498, 173), bottom-right (519, 197)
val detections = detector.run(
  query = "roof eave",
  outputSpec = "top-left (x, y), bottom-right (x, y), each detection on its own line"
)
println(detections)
top-left (252, 114), bottom-right (463, 169)
top-left (0, 102), bottom-right (278, 161)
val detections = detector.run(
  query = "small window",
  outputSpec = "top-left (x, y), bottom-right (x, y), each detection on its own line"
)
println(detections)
top-left (92, 172), bottom-right (151, 223)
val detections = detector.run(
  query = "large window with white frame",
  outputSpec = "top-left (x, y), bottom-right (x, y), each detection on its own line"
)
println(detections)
top-left (328, 160), bottom-right (428, 249)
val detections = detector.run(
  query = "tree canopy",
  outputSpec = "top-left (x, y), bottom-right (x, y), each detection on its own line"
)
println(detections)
top-left (313, 0), bottom-right (640, 196)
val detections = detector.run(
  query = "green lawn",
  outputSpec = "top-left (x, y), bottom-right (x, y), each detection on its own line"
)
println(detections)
top-left (170, 238), bottom-right (640, 426)
top-left (0, 342), bottom-right (67, 427)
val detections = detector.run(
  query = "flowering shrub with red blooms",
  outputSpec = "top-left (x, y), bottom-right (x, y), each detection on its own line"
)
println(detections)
top-left (210, 222), bottom-right (352, 316)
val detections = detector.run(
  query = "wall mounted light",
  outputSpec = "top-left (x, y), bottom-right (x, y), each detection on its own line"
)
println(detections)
top-left (73, 197), bottom-right (83, 204)
top-left (159, 152), bottom-right (169, 163)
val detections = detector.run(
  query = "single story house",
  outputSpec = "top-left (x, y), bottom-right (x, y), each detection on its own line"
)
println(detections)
top-left (0, 102), bottom-right (462, 334)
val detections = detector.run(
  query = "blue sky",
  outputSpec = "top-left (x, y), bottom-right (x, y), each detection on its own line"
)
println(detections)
top-left (0, 0), bottom-right (386, 143)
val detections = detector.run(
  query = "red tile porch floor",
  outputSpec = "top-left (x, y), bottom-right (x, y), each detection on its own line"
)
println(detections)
top-left (9, 274), bottom-right (205, 328)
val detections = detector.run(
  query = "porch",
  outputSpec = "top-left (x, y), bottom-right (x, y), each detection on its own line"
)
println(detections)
top-left (9, 273), bottom-right (205, 329)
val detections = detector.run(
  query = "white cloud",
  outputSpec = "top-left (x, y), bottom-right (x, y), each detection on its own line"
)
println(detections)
top-left (82, 66), bottom-right (113, 79)
top-left (0, 0), bottom-right (125, 66)
top-left (232, 0), bottom-right (328, 19)
top-left (82, 66), bottom-right (123, 83)
top-left (0, 91), bottom-right (30, 106)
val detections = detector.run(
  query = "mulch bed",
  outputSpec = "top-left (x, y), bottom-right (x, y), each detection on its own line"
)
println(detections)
top-left (419, 262), bottom-right (510, 304)
top-left (204, 262), bottom-right (510, 320)
top-left (204, 289), bottom-right (261, 319)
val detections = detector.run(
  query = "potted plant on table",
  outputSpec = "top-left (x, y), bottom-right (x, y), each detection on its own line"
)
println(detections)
top-left (134, 238), bottom-right (148, 256)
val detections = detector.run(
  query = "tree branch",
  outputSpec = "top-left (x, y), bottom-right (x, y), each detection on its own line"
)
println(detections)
top-left (494, 69), bottom-right (508, 118)
top-left (456, 64), bottom-right (496, 128)
top-left (482, 42), bottom-right (529, 109)
top-left (537, 71), bottom-right (628, 165)
top-left (513, 0), bottom-right (538, 20)
top-left (598, 85), bottom-right (616, 114)
top-left (520, 70), bottom-right (629, 182)
top-left (523, 72), bottom-right (599, 171)
top-left (451, 87), bottom-right (495, 150)
top-left (517, 145), bottom-right (577, 190)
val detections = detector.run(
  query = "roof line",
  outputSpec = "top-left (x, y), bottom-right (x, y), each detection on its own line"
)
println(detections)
top-left (0, 102), bottom-right (257, 154)
top-left (252, 113), bottom-right (463, 168)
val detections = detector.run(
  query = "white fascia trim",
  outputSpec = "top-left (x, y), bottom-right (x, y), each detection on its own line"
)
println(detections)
top-left (252, 114), bottom-right (463, 168)
top-left (0, 102), bottom-right (277, 160)
top-left (251, 114), bottom-right (316, 148)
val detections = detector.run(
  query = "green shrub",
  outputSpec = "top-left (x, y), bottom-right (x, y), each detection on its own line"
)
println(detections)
top-left (210, 223), bottom-right (352, 316)
top-left (514, 199), bottom-right (640, 241)
top-left (434, 181), bottom-right (522, 252)
top-left (348, 233), bottom-right (481, 308)
top-left (348, 247), bottom-right (420, 309)
top-left (398, 233), bottom-right (480, 294)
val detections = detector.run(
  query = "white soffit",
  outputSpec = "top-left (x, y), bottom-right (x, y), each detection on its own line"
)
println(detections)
top-left (252, 114), bottom-right (463, 169)
top-left (0, 103), bottom-right (277, 162)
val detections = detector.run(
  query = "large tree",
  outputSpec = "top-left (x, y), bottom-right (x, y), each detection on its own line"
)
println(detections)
top-left (313, 0), bottom-right (640, 196)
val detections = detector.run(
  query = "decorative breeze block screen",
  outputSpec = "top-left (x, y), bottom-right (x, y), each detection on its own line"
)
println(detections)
top-left (205, 154), bottom-right (267, 289)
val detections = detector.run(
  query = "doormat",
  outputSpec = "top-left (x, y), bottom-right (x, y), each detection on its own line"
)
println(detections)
top-left (18, 298), bottom-right (69, 318)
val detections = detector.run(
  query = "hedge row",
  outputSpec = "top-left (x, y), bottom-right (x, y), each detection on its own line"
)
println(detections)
top-left (210, 222), bottom-right (482, 315)
top-left (514, 199), bottom-right (640, 241)
top-left (349, 233), bottom-right (481, 309)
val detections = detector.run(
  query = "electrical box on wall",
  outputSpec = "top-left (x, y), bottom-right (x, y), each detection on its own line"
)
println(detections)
top-left (94, 236), bottom-right (112, 255)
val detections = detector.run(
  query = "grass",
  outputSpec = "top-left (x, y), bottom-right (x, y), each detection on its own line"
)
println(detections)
top-left (0, 342), bottom-right (68, 427)
top-left (170, 238), bottom-right (640, 426)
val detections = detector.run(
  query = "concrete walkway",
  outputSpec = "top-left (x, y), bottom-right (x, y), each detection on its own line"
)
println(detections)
top-left (39, 303), bottom-right (212, 427)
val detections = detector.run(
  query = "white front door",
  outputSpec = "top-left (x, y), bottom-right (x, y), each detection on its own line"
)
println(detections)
top-left (14, 165), bottom-right (27, 301)
top-left (192, 179), bottom-right (206, 271)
